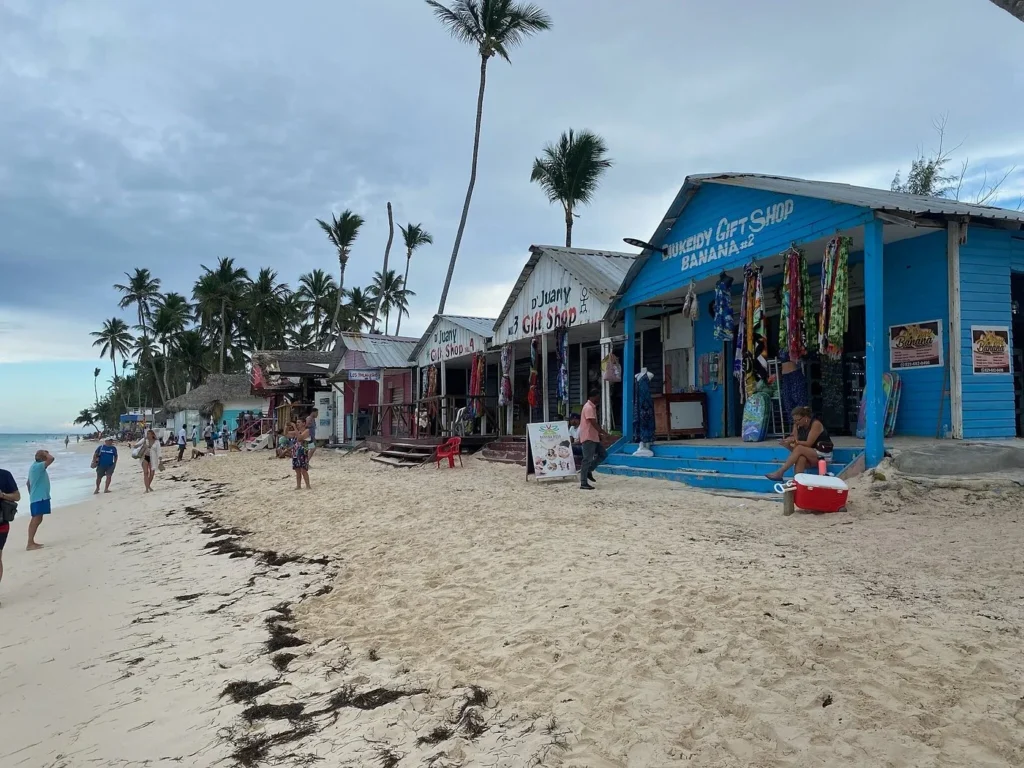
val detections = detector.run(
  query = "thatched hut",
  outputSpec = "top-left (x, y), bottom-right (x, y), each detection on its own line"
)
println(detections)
top-left (163, 374), bottom-right (266, 435)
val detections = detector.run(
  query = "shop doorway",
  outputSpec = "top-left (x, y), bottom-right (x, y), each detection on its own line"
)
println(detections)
top-left (1012, 272), bottom-right (1024, 437)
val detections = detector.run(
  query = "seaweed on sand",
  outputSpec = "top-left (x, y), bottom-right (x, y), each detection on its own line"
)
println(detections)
top-left (272, 652), bottom-right (298, 672)
top-left (241, 702), bottom-right (307, 723)
top-left (230, 723), bottom-right (317, 767)
top-left (221, 680), bottom-right (283, 703)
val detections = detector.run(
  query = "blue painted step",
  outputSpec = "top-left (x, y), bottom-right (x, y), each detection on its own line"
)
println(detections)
top-left (602, 453), bottom-right (841, 476)
top-left (597, 463), bottom-right (788, 494)
top-left (616, 442), bottom-right (859, 464)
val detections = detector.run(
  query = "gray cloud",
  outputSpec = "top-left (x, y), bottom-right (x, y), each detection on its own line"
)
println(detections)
top-left (2, 0), bottom-right (1024, 350)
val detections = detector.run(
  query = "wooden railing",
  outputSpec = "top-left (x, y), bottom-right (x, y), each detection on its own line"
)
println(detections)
top-left (366, 402), bottom-right (417, 439)
top-left (416, 394), bottom-right (501, 438)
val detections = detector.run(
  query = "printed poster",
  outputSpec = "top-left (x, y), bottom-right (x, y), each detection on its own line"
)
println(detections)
top-left (888, 320), bottom-right (943, 370)
top-left (525, 421), bottom-right (577, 481)
top-left (971, 326), bottom-right (1011, 374)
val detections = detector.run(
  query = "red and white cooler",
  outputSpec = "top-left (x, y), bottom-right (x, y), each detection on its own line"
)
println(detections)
top-left (792, 473), bottom-right (849, 513)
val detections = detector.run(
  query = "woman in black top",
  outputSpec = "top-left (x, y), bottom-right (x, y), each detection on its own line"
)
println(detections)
top-left (766, 406), bottom-right (834, 480)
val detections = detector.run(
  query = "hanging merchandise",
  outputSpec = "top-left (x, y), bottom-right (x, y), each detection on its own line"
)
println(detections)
top-left (556, 329), bottom-right (570, 417)
top-left (601, 351), bottom-right (622, 382)
top-left (498, 344), bottom-right (512, 407)
top-left (681, 280), bottom-right (699, 321)
top-left (712, 273), bottom-right (735, 341)
top-left (528, 337), bottom-right (540, 411)
top-left (426, 365), bottom-right (439, 417)
top-left (735, 263), bottom-right (767, 401)
top-left (778, 247), bottom-right (816, 362)
top-left (818, 235), bottom-right (852, 360)
top-left (633, 370), bottom-right (656, 445)
top-left (466, 352), bottom-right (484, 419)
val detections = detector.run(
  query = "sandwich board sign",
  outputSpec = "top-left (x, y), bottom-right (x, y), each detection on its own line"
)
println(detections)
top-left (525, 421), bottom-right (577, 482)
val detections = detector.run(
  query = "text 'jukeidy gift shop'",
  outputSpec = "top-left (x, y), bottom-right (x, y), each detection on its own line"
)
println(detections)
top-left (597, 173), bottom-right (1024, 494)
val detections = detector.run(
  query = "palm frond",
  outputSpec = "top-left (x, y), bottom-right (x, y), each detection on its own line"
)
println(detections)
top-left (425, 0), bottom-right (484, 46)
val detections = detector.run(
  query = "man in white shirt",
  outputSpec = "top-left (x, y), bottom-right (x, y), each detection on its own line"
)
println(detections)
top-left (177, 424), bottom-right (187, 461)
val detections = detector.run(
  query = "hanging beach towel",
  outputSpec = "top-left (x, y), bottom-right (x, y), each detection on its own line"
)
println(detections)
top-left (556, 329), bottom-right (569, 417)
top-left (498, 344), bottom-right (512, 407)
top-left (712, 274), bottom-right (734, 341)
top-left (426, 365), bottom-right (439, 417)
top-left (528, 337), bottom-right (540, 411)
top-left (818, 236), bottom-right (851, 360)
top-left (466, 352), bottom-right (484, 418)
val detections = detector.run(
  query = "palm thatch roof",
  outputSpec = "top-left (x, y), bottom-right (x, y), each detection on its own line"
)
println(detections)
top-left (164, 374), bottom-right (257, 414)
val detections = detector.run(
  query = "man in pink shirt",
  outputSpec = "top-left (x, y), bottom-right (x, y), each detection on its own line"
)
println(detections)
top-left (578, 389), bottom-right (607, 490)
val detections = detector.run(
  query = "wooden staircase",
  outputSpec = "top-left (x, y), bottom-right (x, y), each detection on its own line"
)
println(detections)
top-left (479, 436), bottom-right (528, 465)
top-left (371, 442), bottom-right (436, 468)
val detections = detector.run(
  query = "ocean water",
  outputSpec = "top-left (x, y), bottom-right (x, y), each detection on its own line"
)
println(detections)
top-left (0, 434), bottom-right (97, 509)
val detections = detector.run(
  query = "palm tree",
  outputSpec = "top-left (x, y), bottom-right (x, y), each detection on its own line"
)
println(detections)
top-left (530, 129), bottom-right (613, 247)
top-left (425, 0), bottom-right (552, 314)
top-left (132, 333), bottom-right (165, 404)
top-left (246, 268), bottom-right (291, 350)
top-left (297, 269), bottom-right (337, 346)
top-left (91, 317), bottom-right (134, 384)
top-left (338, 286), bottom-right (374, 333)
top-left (73, 408), bottom-right (100, 433)
top-left (93, 367), bottom-right (101, 410)
top-left (192, 258), bottom-right (249, 373)
top-left (114, 268), bottom-right (161, 334)
top-left (368, 270), bottom-right (416, 336)
top-left (316, 210), bottom-right (365, 346)
top-left (151, 299), bottom-right (190, 400)
top-left (370, 202), bottom-right (396, 334)
top-left (396, 223), bottom-right (433, 335)
top-left (173, 329), bottom-right (209, 390)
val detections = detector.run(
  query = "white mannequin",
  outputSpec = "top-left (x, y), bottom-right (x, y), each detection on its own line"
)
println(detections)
top-left (633, 368), bottom-right (656, 457)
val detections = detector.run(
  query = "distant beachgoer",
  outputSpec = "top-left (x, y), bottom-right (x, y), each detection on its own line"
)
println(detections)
top-left (221, 422), bottom-right (229, 450)
top-left (305, 409), bottom-right (318, 462)
top-left (578, 390), bottom-right (607, 491)
top-left (766, 406), bottom-right (834, 481)
top-left (76, 435), bottom-right (80, 443)
top-left (191, 424), bottom-right (198, 448)
top-left (0, 466), bottom-right (21, 596)
top-left (203, 421), bottom-right (216, 454)
top-left (177, 424), bottom-right (188, 461)
top-left (64, 435), bottom-right (69, 449)
top-left (93, 437), bottom-right (118, 494)
top-left (135, 429), bottom-right (161, 493)
top-left (287, 419), bottom-right (311, 490)
top-left (26, 449), bottom-right (54, 550)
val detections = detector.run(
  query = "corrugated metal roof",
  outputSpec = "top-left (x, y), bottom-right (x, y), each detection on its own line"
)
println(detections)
top-left (616, 172), bottom-right (1024, 308)
top-left (336, 332), bottom-right (418, 371)
top-left (252, 347), bottom-right (343, 376)
top-left (493, 245), bottom-right (636, 331)
top-left (695, 173), bottom-right (1024, 224)
top-left (408, 315), bottom-right (496, 362)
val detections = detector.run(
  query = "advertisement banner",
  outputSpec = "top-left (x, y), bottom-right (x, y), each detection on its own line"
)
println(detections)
top-left (888, 320), bottom-right (943, 370)
top-left (971, 326), bottom-right (1011, 374)
top-left (525, 421), bottom-right (577, 481)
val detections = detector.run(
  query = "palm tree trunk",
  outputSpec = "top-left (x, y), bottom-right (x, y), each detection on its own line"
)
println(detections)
top-left (371, 202), bottom-right (394, 334)
top-left (219, 299), bottom-right (227, 373)
top-left (437, 55), bottom-right (488, 315)
top-left (329, 256), bottom-right (347, 349)
top-left (395, 251), bottom-right (412, 336)
top-left (565, 205), bottom-right (573, 248)
top-left (110, 352), bottom-right (118, 384)
top-left (162, 342), bottom-right (171, 404)
top-left (385, 311), bottom-right (390, 336)
top-left (93, 375), bottom-right (99, 411)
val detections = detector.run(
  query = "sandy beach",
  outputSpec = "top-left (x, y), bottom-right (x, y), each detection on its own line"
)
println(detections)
top-left (2, 448), bottom-right (1023, 767)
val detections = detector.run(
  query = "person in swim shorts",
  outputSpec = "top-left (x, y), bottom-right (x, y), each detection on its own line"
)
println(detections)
top-left (93, 437), bottom-right (118, 494)
top-left (26, 449), bottom-right (55, 550)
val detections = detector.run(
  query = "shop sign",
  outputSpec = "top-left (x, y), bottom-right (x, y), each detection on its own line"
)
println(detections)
top-left (665, 198), bottom-right (796, 273)
top-left (525, 421), bottom-right (577, 482)
top-left (421, 320), bottom-right (486, 365)
top-left (971, 326), bottom-right (1011, 374)
top-left (338, 369), bottom-right (378, 382)
top-left (888, 320), bottom-right (942, 370)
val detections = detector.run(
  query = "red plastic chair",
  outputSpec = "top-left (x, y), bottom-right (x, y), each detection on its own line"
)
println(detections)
top-left (436, 437), bottom-right (463, 469)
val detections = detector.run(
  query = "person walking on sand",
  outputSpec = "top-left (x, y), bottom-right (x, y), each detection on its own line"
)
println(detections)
top-left (26, 449), bottom-right (54, 550)
top-left (64, 435), bottom-right (69, 449)
top-left (191, 424), bottom-right (198, 448)
top-left (134, 429), bottom-right (161, 493)
top-left (176, 423), bottom-right (188, 461)
top-left (93, 437), bottom-right (118, 494)
top-left (0, 466), bottom-right (21, 597)
top-left (287, 419), bottom-right (311, 490)
top-left (305, 408), bottom-right (318, 463)
top-left (203, 421), bottom-right (216, 455)
top-left (578, 389), bottom-right (608, 491)
top-left (221, 421), bottom-right (229, 450)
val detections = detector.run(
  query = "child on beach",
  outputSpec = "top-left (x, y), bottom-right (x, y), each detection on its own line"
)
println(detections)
top-left (286, 418), bottom-right (311, 490)
top-left (26, 449), bottom-right (54, 550)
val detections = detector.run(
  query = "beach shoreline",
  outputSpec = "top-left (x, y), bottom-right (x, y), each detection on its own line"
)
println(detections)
top-left (2, 449), bottom-right (1023, 767)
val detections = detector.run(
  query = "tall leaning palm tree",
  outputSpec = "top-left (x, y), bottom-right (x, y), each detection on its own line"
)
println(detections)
top-left (396, 223), bottom-right (433, 335)
top-left (988, 1), bottom-right (1024, 22)
top-left (192, 258), bottom-right (249, 374)
top-left (316, 210), bottom-right (365, 346)
top-left (530, 129), bottom-right (613, 247)
top-left (369, 270), bottom-right (416, 336)
top-left (114, 268), bottom-right (161, 335)
top-left (93, 367), bottom-right (101, 410)
top-left (425, 0), bottom-right (551, 314)
top-left (91, 318), bottom-right (134, 384)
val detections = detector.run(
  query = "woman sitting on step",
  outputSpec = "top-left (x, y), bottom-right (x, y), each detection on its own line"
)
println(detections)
top-left (766, 406), bottom-right (834, 481)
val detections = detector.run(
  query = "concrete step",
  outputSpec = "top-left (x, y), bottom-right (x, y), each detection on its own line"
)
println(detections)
top-left (617, 442), bottom-right (860, 465)
top-left (371, 455), bottom-right (424, 468)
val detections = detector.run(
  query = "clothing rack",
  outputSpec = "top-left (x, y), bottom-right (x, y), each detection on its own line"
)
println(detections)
top-left (767, 359), bottom-right (787, 437)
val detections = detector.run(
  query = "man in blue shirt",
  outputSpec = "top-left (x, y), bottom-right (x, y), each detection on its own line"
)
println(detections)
top-left (0, 466), bottom-right (20, 594)
top-left (26, 449), bottom-right (54, 551)
top-left (93, 437), bottom-right (118, 494)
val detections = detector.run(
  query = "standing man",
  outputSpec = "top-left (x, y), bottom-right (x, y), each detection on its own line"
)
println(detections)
top-left (64, 435), bottom-right (69, 449)
top-left (305, 408), bottom-right (318, 462)
top-left (578, 389), bottom-right (607, 491)
top-left (191, 424), bottom-right (198, 448)
top-left (0, 466), bottom-right (20, 596)
top-left (93, 437), bottom-right (118, 494)
top-left (203, 420), bottom-right (216, 455)
top-left (221, 421), bottom-right (229, 450)
top-left (26, 449), bottom-right (54, 550)
top-left (176, 423), bottom-right (188, 461)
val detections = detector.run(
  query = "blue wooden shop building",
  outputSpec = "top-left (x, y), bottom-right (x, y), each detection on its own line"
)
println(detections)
top-left (601, 173), bottom-right (1024, 493)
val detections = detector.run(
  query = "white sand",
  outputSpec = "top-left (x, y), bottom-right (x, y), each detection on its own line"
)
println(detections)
top-left (3, 448), bottom-right (1023, 767)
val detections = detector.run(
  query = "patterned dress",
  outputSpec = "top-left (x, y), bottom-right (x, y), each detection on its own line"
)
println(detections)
top-left (291, 439), bottom-right (308, 471)
top-left (633, 374), bottom-right (656, 444)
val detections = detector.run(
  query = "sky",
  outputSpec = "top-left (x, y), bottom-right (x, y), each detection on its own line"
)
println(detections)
top-left (2, 0), bottom-right (1023, 432)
